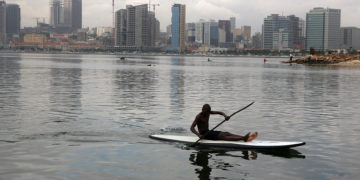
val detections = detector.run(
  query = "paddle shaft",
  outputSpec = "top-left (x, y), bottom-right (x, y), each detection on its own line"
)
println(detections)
top-left (190, 102), bottom-right (255, 147)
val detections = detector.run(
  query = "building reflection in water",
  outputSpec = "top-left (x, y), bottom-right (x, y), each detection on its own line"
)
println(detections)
top-left (170, 57), bottom-right (185, 118)
top-left (112, 58), bottom-right (159, 123)
top-left (0, 54), bottom-right (22, 136)
top-left (49, 55), bottom-right (82, 123)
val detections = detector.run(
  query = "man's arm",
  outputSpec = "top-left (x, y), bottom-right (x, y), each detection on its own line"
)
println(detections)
top-left (211, 111), bottom-right (230, 120)
top-left (190, 115), bottom-right (203, 138)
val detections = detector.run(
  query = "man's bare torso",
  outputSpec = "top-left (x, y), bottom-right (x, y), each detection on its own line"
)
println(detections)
top-left (196, 112), bottom-right (210, 133)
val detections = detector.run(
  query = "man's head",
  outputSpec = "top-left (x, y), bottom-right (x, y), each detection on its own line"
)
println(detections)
top-left (202, 104), bottom-right (211, 114)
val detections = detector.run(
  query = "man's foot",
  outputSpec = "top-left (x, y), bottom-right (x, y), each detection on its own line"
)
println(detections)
top-left (243, 132), bottom-right (251, 142)
top-left (247, 132), bottom-right (258, 142)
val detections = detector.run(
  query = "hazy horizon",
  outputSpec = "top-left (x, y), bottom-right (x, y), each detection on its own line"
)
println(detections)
top-left (4, 0), bottom-right (360, 33)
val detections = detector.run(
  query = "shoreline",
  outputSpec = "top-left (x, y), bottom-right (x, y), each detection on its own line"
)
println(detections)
top-left (331, 60), bottom-right (360, 66)
top-left (0, 50), bottom-right (296, 59)
top-left (284, 54), bottom-right (360, 67)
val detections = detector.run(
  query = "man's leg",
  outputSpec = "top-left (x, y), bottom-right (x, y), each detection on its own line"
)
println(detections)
top-left (218, 132), bottom-right (250, 141)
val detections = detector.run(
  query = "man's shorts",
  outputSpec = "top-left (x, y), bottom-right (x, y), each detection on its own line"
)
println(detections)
top-left (200, 130), bottom-right (221, 140)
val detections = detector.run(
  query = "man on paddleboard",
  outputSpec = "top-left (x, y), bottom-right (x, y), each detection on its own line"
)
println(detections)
top-left (190, 104), bottom-right (258, 142)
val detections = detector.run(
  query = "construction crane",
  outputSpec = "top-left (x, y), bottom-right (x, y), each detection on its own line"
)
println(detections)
top-left (151, 3), bottom-right (160, 13)
top-left (148, 0), bottom-right (160, 13)
top-left (112, 0), bottom-right (115, 45)
top-left (33, 17), bottom-right (46, 26)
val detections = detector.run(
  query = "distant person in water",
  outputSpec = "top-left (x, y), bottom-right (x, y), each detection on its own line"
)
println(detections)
top-left (190, 104), bottom-right (258, 142)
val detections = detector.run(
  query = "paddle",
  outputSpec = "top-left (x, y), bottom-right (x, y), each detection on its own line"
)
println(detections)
top-left (190, 101), bottom-right (255, 147)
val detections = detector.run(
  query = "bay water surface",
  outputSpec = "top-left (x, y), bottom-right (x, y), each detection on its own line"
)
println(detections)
top-left (0, 53), bottom-right (359, 179)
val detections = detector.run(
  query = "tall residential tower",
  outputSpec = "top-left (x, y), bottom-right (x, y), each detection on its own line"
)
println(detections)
top-left (171, 4), bottom-right (186, 52)
top-left (50, 0), bottom-right (63, 28)
top-left (115, 4), bottom-right (159, 49)
top-left (263, 14), bottom-right (304, 50)
top-left (0, 1), bottom-right (6, 45)
top-left (63, 0), bottom-right (82, 31)
top-left (6, 4), bottom-right (20, 42)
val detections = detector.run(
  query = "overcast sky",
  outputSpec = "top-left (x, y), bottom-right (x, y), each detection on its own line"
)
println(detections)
top-left (5, 0), bottom-right (360, 33)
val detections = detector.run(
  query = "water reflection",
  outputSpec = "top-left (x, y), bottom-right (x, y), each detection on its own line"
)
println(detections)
top-left (303, 70), bottom-right (340, 107)
top-left (0, 54), bottom-right (22, 140)
top-left (189, 148), bottom-right (305, 180)
top-left (112, 60), bottom-right (159, 124)
top-left (0, 55), bottom-right (22, 111)
top-left (170, 57), bottom-right (185, 117)
top-left (257, 149), bottom-right (306, 159)
top-left (49, 55), bottom-right (82, 123)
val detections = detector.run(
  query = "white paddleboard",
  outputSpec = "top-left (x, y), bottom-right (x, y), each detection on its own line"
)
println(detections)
top-left (150, 134), bottom-right (306, 149)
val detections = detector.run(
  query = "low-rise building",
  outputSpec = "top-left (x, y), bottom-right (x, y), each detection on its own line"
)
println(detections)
top-left (341, 27), bottom-right (360, 50)
top-left (24, 33), bottom-right (47, 43)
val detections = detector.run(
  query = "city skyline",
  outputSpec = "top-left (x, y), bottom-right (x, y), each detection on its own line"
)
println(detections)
top-left (4, 0), bottom-right (360, 33)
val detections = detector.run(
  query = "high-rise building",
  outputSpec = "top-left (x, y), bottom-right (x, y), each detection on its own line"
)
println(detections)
top-left (154, 19), bottom-right (160, 46)
top-left (272, 28), bottom-right (289, 50)
top-left (115, 4), bottom-right (159, 49)
top-left (166, 24), bottom-right (172, 44)
top-left (230, 17), bottom-right (236, 32)
top-left (263, 14), bottom-right (290, 50)
top-left (233, 29), bottom-right (242, 42)
top-left (299, 19), bottom-right (306, 49)
top-left (218, 20), bottom-right (232, 43)
top-left (0, 1), bottom-right (6, 45)
top-left (203, 21), bottom-right (211, 46)
top-left (50, 0), bottom-right (63, 28)
top-left (202, 20), bottom-right (218, 46)
top-left (195, 19), bottom-right (205, 44)
top-left (186, 23), bottom-right (196, 43)
top-left (63, 0), bottom-right (82, 31)
top-left (306, 8), bottom-right (341, 51)
top-left (209, 21), bottom-right (219, 47)
top-left (263, 14), bottom-right (303, 50)
top-left (288, 15), bottom-right (302, 49)
top-left (128, 4), bottom-right (149, 47)
top-left (341, 27), bottom-right (360, 50)
top-left (115, 9), bottom-right (127, 46)
top-left (6, 4), bottom-right (20, 42)
top-left (241, 26), bottom-right (251, 46)
top-left (148, 11), bottom-right (159, 47)
top-left (171, 4), bottom-right (186, 52)
top-left (193, 20), bottom-right (218, 47)
top-left (252, 32), bottom-right (263, 49)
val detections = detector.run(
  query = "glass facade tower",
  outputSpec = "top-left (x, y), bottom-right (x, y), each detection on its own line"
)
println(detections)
top-left (171, 4), bottom-right (186, 52)
top-left (306, 8), bottom-right (341, 51)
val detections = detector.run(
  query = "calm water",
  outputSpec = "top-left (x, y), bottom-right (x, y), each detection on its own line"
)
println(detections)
top-left (0, 53), bottom-right (360, 180)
